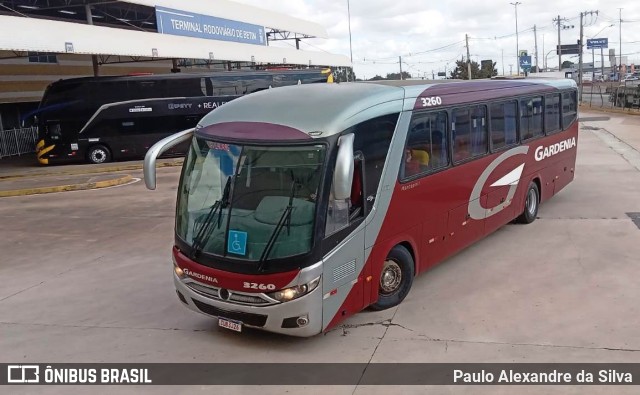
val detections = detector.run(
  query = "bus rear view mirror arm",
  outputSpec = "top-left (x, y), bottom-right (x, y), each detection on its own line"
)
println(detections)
top-left (144, 128), bottom-right (194, 190)
top-left (333, 133), bottom-right (355, 201)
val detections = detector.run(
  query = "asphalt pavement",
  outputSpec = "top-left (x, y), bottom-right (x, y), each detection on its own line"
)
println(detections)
top-left (1, 111), bottom-right (640, 394)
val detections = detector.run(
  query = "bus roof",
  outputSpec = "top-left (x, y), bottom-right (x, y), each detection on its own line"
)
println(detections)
top-left (197, 78), bottom-right (578, 140)
top-left (47, 69), bottom-right (330, 86)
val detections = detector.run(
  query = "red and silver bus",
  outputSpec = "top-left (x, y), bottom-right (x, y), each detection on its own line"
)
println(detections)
top-left (144, 78), bottom-right (578, 336)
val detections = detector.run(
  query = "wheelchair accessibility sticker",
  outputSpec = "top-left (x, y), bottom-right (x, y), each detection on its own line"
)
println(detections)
top-left (227, 230), bottom-right (248, 256)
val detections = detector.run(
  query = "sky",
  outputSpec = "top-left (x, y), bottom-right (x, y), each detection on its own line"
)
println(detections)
top-left (234, 0), bottom-right (640, 79)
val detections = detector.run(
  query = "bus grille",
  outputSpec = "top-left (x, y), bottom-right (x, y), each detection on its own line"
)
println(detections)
top-left (185, 282), bottom-right (273, 306)
top-left (192, 300), bottom-right (268, 327)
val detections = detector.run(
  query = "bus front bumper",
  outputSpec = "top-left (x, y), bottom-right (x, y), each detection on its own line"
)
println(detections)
top-left (173, 274), bottom-right (324, 337)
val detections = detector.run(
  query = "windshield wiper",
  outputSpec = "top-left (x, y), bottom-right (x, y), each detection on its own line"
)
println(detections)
top-left (257, 179), bottom-right (299, 272)
top-left (189, 176), bottom-right (232, 259)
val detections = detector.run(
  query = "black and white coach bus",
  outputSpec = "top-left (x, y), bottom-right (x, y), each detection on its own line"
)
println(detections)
top-left (35, 69), bottom-right (333, 164)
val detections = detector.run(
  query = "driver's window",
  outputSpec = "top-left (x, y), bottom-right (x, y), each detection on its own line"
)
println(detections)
top-left (324, 113), bottom-right (398, 237)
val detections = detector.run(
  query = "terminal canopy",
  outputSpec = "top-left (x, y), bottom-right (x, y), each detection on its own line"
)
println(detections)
top-left (0, 0), bottom-right (350, 67)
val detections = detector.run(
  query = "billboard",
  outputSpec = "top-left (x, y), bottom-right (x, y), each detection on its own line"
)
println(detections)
top-left (587, 38), bottom-right (608, 49)
top-left (155, 6), bottom-right (266, 46)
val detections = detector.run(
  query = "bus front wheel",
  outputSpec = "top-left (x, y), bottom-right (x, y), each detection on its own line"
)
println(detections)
top-left (370, 245), bottom-right (414, 311)
top-left (87, 145), bottom-right (111, 164)
top-left (516, 181), bottom-right (539, 224)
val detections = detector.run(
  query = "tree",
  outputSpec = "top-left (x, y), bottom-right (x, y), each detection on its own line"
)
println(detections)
top-left (385, 71), bottom-right (412, 80)
top-left (561, 61), bottom-right (574, 69)
top-left (479, 61), bottom-right (498, 78)
top-left (368, 75), bottom-right (385, 81)
top-left (450, 58), bottom-right (497, 79)
top-left (333, 67), bottom-right (356, 82)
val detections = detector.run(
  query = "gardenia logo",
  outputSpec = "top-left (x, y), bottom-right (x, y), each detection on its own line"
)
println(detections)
top-left (183, 268), bottom-right (218, 284)
top-left (535, 138), bottom-right (577, 161)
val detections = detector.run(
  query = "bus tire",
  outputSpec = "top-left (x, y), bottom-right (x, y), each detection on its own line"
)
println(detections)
top-left (370, 245), bottom-right (414, 311)
top-left (516, 181), bottom-right (539, 224)
top-left (87, 145), bottom-right (111, 164)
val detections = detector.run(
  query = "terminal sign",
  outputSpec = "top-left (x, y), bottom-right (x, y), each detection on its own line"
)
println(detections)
top-left (155, 6), bottom-right (266, 46)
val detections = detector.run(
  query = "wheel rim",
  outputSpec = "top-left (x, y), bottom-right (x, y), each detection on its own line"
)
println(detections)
top-left (380, 259), bottom-right (402, 295)
top-left (91, 149), bottom-right (107, 163)
top-left (526, 188), bottom-right (537, 215)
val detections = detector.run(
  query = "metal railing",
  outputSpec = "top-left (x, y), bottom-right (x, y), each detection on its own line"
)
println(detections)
top-left (581, 81), bottom-right (640, 112)
top-left (0, 127), bottom-right (39, 158)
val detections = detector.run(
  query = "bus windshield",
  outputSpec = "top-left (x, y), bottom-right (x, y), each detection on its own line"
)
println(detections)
top-left (176, 136), bottom-right (326, 262)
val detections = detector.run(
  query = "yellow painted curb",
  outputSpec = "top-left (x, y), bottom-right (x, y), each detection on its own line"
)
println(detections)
top-left (0, 174), bottom-right (133, 198)
top-left (0, 159), bottom-right (183, 181)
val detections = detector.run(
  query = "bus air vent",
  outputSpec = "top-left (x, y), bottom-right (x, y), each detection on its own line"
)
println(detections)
top-left (333, 260), bottom-right (356, 283)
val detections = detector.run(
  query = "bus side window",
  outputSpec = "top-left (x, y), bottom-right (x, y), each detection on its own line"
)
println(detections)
top-left (520, 96), bottom-right (543, 140)
top-left (561, 90), bottom-right (577, 128)
top-left (490, 101), bottom-right (518, 150)
top-left (403, 110), bottom-right (449, 178)
top-left (453, 106), bottom-right (486, 162)
top-left (545, 94), bottom-right (561, 134)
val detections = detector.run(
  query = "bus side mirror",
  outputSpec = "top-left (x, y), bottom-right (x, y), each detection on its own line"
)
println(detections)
top-left (143, 128), bottom-right (194, 190)
top-left (332, 133), bottom-right (355, 200)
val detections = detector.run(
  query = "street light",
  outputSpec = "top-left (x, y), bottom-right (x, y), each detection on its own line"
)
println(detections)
top-left (510, 2), bottom-right (522, 75)
top-left (544, 49), bottom-right (555, 71)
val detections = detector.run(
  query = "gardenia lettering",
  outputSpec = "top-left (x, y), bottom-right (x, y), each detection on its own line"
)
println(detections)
top-left (534, 137), bottom-right (577, 161)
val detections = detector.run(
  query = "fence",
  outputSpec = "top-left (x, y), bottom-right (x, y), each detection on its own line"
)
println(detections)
top-left (0, 127), bottom-right (39, 158)
top-left (581, 81), bottom-right (640, 113)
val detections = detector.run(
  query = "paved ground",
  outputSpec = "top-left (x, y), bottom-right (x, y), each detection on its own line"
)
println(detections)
top-left (1, 111), bottom-right (640, 394)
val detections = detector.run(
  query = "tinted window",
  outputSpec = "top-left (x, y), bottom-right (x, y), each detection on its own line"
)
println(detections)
top-left (452, 106), bottom-right (487, 162)
top-left (41, 82), bottom-right (86, 106)
top-left (490, 101), bottom-right (518, 150)
top-left (402, 111), bottom-right (448, 179)
top-left (562, 90), bottom-right (577, 128)
top-left (28, 52), bottom-right (57, 63)
top-left (353, 113), bottom-right (398, 198)
top-left (545, 94), bottom-right (561, 134)
top-left (519, 97), bottom-right (543, 140)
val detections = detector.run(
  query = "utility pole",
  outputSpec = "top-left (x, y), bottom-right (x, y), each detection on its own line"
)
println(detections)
top-left (555, 15), bottom-right (562, 71)
top-left (579, 10), bottom-right (599, 102)
top-left (619, 7), bottom-right (623, 79)
top-left (465, 33), bottom-right (472, 80)
top-left (346, 0), bottom-right (353, 82)
top-left (510, 2), bottom-right (521, 75)
top-left (501, 49), bottom-right (505, 75)
top-left (579, 12), bottom-right (584, 102)
top-left (509, 64), bottom-right (513, 75)
top-left (533, 25), bottom-right (539, 72)
top-left (399, 56), bottom-right (403, 80)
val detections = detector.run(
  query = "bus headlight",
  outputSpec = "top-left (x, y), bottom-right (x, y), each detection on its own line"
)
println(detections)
top-left (268, 277), bottom-right (321, 303)
top-left (173, 256), bottom-right (186, 279)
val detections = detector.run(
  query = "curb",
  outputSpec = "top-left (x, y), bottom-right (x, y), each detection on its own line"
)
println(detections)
top-left (579, 104), bottom-right (640, 117)
top-left (0, 174), bottom-right (134, 198)
top-left (0, 159), bottom-right (183, 181)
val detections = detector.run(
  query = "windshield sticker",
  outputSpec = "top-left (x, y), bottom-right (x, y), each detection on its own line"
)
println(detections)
top-left (227, 230), bottom-right (248, 256)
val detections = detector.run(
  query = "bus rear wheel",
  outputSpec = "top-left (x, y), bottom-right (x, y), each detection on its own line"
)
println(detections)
top-left (87, 145), bottom-right (111, 164)
top-left (516, 181), bottom-right (539, 224)
top-left (370, 245), bottom-right (414, 311)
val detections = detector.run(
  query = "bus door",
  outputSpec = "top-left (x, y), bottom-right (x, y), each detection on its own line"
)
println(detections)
top-left (322, 135), bottom-right (366, 329)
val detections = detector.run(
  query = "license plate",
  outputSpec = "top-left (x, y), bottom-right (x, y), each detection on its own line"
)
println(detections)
top-left (218, 317), bottom-right (242, 332)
